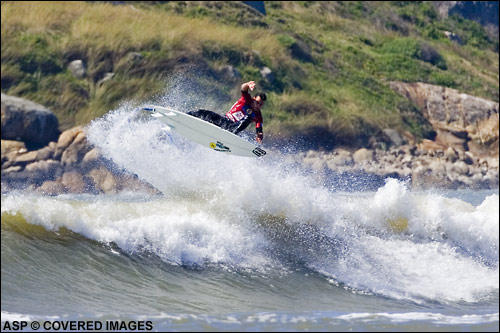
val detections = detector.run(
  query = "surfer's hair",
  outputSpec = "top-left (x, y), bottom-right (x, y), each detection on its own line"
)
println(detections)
top-left (257, 93), bottom-right (267, 101)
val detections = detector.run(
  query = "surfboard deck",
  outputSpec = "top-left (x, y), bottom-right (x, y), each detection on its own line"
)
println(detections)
top-left (142, 106), bottom-right (267, 158)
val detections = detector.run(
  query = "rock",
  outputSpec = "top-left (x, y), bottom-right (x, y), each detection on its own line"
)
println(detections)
top-left (353, 148), bottom-right (375, 164)
top-left (1, 93), bottom-right (59, 146)
top-left (1, 119), bottom-right (162, 194)
top-left (443, 31), bottom-right (463, 44)
top-left (485, 157), bottom-right (499, 169)
top-left (417, 139), bottom-right (445, 152)
top-left (383, 128), bottom-right (406, 147)
top-left (401, 155), bottom-right (413, 167)
top-left (38, 180), bottom-right (66, 196)
top-left (68, 60), bottom-right (86, 78)
top-left (412, 164), bottom-right (453, 189)
top-left (61, 131), bottom-right (89, 167)
top-left (82, 148), bottom-right (101, 170)
top-left (89, 167), bottom-right (117, 194)
top-left (429, 160), bottom-right (447, 174)
top-left (305, 150), bottom-right (321, 159)
top-left (434, 125), bottom-right (469, 151)
top-left (484, 170), bottom-right (499, 188)
top-left (25, 159), bottom-right (61, 173)
top-left (303, 156), bottom-right (325, 171)
top-left (444, 147), bottom-right (458, 163)
top-left (219, 65), bottom-right (241, 80)
top-left (36, 145), bottom-right (55, 161)
top-left (389, 81), bottom-right (499, 156)
top-left (61, 171), bottom-right (87, 194)
top-left (452, 161), bottom-right (470, 175)
top-left (118, 174), bottom-right (163, 196)
top-left (2, 165), bottom-right (22, 174)
top-left (411, 165), bottom-right (430, 187)
top-left (97, 72), bottom-right (114, 87)
top-left (326, 149), bottom-right (354, 168)
top-left (2, 151), bottom-right (17, 169)
top-left (383, 153), bottom-right (396, 163)
top-left (126, 52), bottom-right (144, 65)
top-left (467, 114), bottom-right (499, 144)
top-left (55, 126), bottom-right (84, 159)
top-left (463, 152), bottom-right (475, 165)
top-left (1, 140), bottom-right (26, 155)
top-left (260, 66), bottom-right (275, 82)
top-left (295, 141), bottom-right (498, 191)
top-left (14, 151), bottom-right (39, 164)
top-left (25, 160), bottom-right (63, 183)
top-left (466, 114), bottom-right (499, 157)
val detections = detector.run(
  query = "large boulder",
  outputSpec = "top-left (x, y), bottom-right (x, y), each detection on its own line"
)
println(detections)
top-left (390, 82), bottom-right (499, 157)
top-left (389, 82), bottom-right (498, 128)
top-left (1, 93), bottom-right (59, 146)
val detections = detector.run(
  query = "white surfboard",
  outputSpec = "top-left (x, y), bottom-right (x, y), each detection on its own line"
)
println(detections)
top-left (142, 106), bottom-right (267, 158)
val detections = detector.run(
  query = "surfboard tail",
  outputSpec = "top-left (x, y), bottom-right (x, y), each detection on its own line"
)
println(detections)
top-left (141, 106), bottom-right (155, 112)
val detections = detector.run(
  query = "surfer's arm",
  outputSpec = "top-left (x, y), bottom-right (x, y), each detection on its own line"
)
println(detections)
top-left (241, 81), bottom-right (256, 92)
top-left (256, 123), bottom-right (263, 143)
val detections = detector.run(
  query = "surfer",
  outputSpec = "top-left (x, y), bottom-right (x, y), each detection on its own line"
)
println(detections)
top-left (188, 81), bottom-right (266, 143)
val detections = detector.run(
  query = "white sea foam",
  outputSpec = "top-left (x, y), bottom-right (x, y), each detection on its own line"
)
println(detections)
top-left (1, 194), bottom-right (269, 268)
top-left (85, 104), bottom-right (500, 303)
top-left (2, 103), bottom-right (498, 305)
top-left (2, 309), bottom-right (497, 326)
top-left (336, 311), bottom-right (499, 324)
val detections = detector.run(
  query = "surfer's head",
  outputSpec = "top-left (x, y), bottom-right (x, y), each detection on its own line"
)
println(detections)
top-left (252, 93), bottom-right (266, 110)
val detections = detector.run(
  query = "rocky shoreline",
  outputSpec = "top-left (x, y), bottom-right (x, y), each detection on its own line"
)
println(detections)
top-left (1, 130), bottom-right (161, 196)
top-left (2, 131), bottom-right (498, 195)
top-left (1, 93), bottom-right (160, 195)
top-left (287, 145), bottom-right (498, 191)
top-left (1, 83), bottom-right (499, 195)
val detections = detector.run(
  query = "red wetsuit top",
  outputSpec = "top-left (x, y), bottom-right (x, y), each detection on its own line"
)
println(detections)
top-left (226, 90), bottom-right (263, 140)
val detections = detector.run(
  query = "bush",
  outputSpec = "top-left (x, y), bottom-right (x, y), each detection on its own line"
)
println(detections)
top-left (276, 34), bottom-right (296, 48)
top-left (429, 71), bottom-right (456, 88)
top-left (380, 38), bottom-right (421, 58)
top-left (419, 42), bottom-right (447, 69)
top-left (0, 64), bottom-right (23, 90)
top-left (376, 53), bottom-right (431, 82)
top-left (379, 37), bottom-right (447, 70)
top-left (16, 33), bottom-right (63, 75)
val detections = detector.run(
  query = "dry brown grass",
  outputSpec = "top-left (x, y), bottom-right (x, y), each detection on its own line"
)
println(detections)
top-left (2, 2), bottom-right (287, 64)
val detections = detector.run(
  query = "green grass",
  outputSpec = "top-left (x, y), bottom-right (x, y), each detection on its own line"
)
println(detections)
top-left (1, 1), bottom-right (498, 149)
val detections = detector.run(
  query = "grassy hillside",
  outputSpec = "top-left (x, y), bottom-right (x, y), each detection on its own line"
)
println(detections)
top-left (1, 1), bottom-right (498, 149)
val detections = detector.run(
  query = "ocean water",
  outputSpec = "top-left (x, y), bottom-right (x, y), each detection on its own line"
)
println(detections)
top-left (1, 106), bottom-right (498, 331)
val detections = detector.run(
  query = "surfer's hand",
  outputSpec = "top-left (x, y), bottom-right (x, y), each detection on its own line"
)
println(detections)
top-left (248, 81), bottom-right (256, 91)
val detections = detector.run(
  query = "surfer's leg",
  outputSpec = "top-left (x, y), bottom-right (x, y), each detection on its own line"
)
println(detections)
top-left (220, 118), bottom-right (239, 132)
top-left (188, 109), bottom-right (219, 124)
top-left (233, 117), bottom-right (252, 134)
top-left (187, 109), bottom-right (240, 133)
top-left (211, 114), bottom-right (240, 131)
top-left (187, 109), bottom-right (208, 119)
top-left (188, 109), bottom-right (234, 130)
